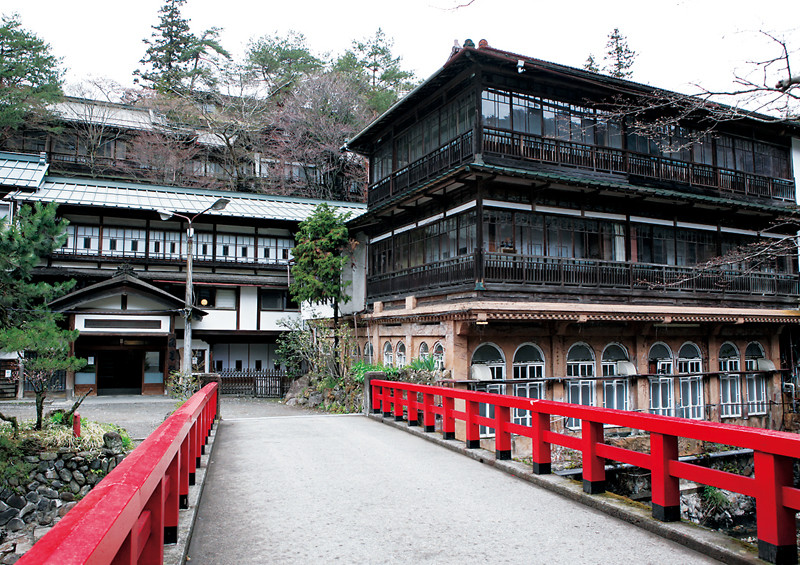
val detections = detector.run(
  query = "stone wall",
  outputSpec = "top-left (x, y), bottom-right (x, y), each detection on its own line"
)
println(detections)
top-left (0, 434), bottom-right (126, 562)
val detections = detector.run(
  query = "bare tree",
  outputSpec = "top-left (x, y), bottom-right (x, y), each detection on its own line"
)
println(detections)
top-left (262, 71), bottom-right (368, 201)
top-left (57, 79), bottom-right (132, 177)
top-left (597, 31), bottom-right (798, 152)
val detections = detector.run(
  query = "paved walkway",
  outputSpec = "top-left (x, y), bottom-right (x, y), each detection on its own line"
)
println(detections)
top-left (187, 408), bottom-right (721, 564)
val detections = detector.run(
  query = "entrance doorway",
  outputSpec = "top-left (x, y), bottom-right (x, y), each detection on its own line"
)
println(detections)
top-left (97, 351), bottom-right (143, 395)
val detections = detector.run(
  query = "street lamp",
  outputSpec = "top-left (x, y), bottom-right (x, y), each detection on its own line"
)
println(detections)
top-left (157, 197), bottom-right (229, 382)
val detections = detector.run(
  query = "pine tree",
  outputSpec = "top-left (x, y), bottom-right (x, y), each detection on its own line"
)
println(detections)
top-left (0, 202), bottom-right (81, 428)
top-left (0, 202), bottom-right (74, 328)
top-left (584, 53), bottom-right (600, 73)
top-left (604, 28), bottom-right (636, 79)
top-left (246, 31), bottom-right (324, 95)
top-left (0, 318), bottom-right (85, 430)
top-left (135, 0), bottom-right (228, 93)
top-left (289, 204), bottom-right (353, 373)
top-left (334, 28), bottom-right (416, 116)
top-left (0, 13), bottom-right (62, 135)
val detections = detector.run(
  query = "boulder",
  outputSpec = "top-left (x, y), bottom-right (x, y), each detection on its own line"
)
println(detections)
top-left (103, 432), bottom-right (124, 452)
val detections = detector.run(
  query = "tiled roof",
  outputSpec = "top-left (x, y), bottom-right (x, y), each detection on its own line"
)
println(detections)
top-left (0, 151), bottom-right (49, 190)
top-left (8, 176), bottom-right (366, 222)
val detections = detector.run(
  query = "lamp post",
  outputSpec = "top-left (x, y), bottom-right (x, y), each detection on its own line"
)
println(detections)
top-left (157, 197), bottom-right (229, 382)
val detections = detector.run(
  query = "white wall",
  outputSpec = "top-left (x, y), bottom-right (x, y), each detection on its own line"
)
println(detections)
top-left (239, 287), bottom-right (258, 330)
top-left (260, 310), bottom-right (300, 331)
top-left (793, 137), bottom-right (800, 205)
top-left (340, 232), bottom-right (367, 316)
top-left (193, 309), bottom-right (237, 330)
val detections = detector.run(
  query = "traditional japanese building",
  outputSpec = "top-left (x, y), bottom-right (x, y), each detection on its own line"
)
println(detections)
top-left (344, 42), bottom-right (800, 431)
top-left (1, 151), bottom-right (365, 396)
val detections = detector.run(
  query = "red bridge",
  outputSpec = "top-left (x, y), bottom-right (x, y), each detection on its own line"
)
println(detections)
top-left (15, 379), bottom-right (800, 564)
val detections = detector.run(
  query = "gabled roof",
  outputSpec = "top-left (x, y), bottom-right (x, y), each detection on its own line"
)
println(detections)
top-left (7, 175), bottom-right (366, 222)
top-left (0, 151), bottom-right (49, 191)
top-left (49, 270), bottom-right (207, 317)
top-left (346, 44), bottom-right (800, 152)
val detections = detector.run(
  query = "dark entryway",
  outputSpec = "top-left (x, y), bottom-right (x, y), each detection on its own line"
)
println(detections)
top-left (97, 351), bottom-right (143, 395)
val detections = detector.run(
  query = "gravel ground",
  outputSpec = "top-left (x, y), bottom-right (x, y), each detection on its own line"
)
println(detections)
top-left (0, 395), bottom-right (304, 441)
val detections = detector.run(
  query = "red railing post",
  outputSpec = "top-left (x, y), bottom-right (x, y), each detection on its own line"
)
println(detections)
top-left (754, 451), bottom-right (798, 564)
top-left (382, 385), bottom-right (392, 418)
top-left (199, 404), bottom-right (208, 455)
top-left (371, 382), bottom-right (382, 414)
top-left (407, 389), bottom-right (419, 427)
top-left (442, 396), bottom-right (455, 440)
top-left (164, 452), bottom-right (180, 544)
top-left (650, 432), bottom-right (680, 521)
top-left (532, 411), bottom-right (551, 474)
top-left (465, 400), bottom-right (480, 449)
top-left (494, 404), bottom-right (511, 460)
top-left (188, 422), bottom-right (198, 485)
top-left (422, 392), bottom-right (435, 432)
top-left (179, 435), bottom-right (190, 509)
top-left (140, 480), bottom-right (164, 564)
top-left (581, 419), bottom-right (606, 494)
top-left (394, 386), bottom-right (404, 421)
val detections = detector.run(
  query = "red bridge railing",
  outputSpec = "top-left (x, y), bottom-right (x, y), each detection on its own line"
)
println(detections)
top-left (370, 380), bottom-right (800, 565)
top-left (18, 383), bottom-right (219, 565)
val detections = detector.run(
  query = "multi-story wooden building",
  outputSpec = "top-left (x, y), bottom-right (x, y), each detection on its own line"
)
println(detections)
top-left (1, 150), bottom-right (365, 396)
top-left (345, 42), bottom-right (800, 431)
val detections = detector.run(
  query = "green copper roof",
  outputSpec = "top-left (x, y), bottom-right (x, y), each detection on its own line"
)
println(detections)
top-left (0, 151), bottom-right (49, 190)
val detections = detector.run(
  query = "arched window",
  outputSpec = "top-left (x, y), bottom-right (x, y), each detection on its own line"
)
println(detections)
top-left (719, 342), bottom-right (741, 417)
top-left (383, 341), bottom-right (393, 367)
top-left (513, 344), bottom-right (544, 379)
top-left (419, 342), bottom-right (429, 359)
top-left (602, 344), bottom-right (629, 411)
top-left (472, 343), bottom-right (505, 436)
top-left (648, 343), bottom-right (673, 416)
top-left (745, 342), bottom-right (766, 369)
top-left (396, 342), bottom-right (406, 367)
top-left (744, 342), bottom-right (767, 415)
top-left (363, 342), bottom-right (374, 365)
top-left (648, 343), bottom-right (673, 374)
top-left (512, 344), bottom-right (545, 426)
top-left (565, 343), bottom-right (595, 428)
top-left (676, 343), bottom-right (703, 419)
top-left (352, 344), bottom-right (361, 360)
top-left (433, 342), bottom-right (444, 370)
top-left (471, 343), bottom-right (505, 379)
top-left (677, 343), bottom-right (702, 374)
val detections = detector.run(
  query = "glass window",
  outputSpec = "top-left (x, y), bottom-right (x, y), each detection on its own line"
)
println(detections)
top-left (383, 342), bottom-right (393, 367)
top-left (649, 377), bottom-right (673, 416)
top-left (719, 343), bottom-right (741, 417)
top-left (566, 344), bottom-right (595, 428)
top-left (676, 343), bottom-right (703, 419)
top-left (433, 342), bottom-right (444, 370)
top-left (396, 342), bottom-right (406, 368)
top-left (364, 343), bottom-right (374, 364)
top-left (472, 343), bottom-right (505, 379)
top-left (602, 344), bottom-right (629, 412)
top-left (512, 344), bottom-right (545, 426)
top-left (419, 342), bottom-right (429, 358)
top-left (481, 90), bottom-right (511, 130)
top-left (216, 289), bottom-right (236, 309)
top-left (744, 342), bottom-right (767, 415)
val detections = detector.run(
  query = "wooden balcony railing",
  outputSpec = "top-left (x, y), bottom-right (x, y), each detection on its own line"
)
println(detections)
top-left (367, 252), bottom-right (800, 300)
top-left (367, 127), bottom-right (795, 208)
top-left (368, 131), bottom-right (474, 207)
top-left (482, 128), bottom-right (795, 201)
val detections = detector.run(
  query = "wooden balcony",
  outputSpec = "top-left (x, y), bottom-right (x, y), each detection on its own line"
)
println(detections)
top-left (368, 131), bottom-right (474, 207)
top-left (483, 129), bottom-right (795, 202)
top-left (367, 127), bottom-right (796, 209)
top-left (367, 252), bottom-right (800, 301)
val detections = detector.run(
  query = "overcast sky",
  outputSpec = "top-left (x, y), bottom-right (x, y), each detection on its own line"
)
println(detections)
top-left (4, 0), bottom-right (797, 98)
